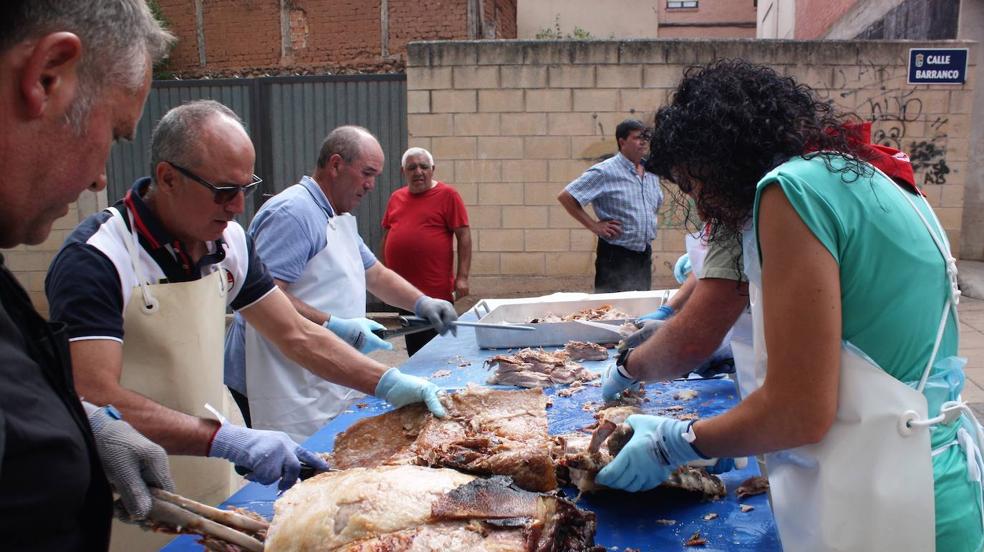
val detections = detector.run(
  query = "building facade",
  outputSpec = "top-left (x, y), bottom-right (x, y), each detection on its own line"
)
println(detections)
top-left (756, 0), bottom-right (984, 262)
top-left (518, 0), bottom-right (755, 39)
top-left (154, 0), bottom-right (517, 76)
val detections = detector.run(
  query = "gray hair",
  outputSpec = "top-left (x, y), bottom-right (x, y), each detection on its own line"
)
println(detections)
top-left (150, 100), bottom-right (246, 180)
top-left (401, 147), bottom-right (434, 168)
top-left (316, 126), bottom-right (377, 168)
top-left (2, 0), bottom-right (175, 133)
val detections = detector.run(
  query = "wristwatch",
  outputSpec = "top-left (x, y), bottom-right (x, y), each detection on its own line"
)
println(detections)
top-left (104, 404), bottom-right (123, 420)
top-left (615, 347), bottom-right (636, 381)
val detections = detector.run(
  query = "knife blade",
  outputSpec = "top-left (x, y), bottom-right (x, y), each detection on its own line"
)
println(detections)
top-left (234, 461), bottom-right (333, 482)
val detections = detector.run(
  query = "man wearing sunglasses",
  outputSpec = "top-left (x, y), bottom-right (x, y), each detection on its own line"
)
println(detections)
top-left (224, 126), bottom-right (460, 442)
top-left (45, 101), bottom-right (446, 505)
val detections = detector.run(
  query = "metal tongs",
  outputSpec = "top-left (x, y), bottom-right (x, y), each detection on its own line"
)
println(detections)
top-left (145, 488), bottom-right (268, 551)
top-left (372, 315), bottom-right (535, 339)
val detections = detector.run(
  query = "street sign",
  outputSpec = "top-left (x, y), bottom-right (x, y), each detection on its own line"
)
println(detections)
top-left (908, 48), bottom-right (968, 85)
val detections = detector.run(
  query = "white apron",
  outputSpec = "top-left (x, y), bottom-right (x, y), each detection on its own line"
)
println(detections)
top-left (245, 208), bottom-right (365, 443)
top-left (736, 168), bottom-right (980, 551)
top-left (728, 220), bottom-right (756, 399)
top-left (109, 209), bottom-right (236, 550)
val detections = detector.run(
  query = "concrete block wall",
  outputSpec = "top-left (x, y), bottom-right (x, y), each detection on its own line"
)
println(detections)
top-left (2, 190), bottom-right (105, 315)
top-left (407, 39), bottom-right (976, 297)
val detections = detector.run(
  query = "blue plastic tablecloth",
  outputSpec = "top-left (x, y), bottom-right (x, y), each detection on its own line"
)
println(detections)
top-left (164, 317), bottom-right (782, 551)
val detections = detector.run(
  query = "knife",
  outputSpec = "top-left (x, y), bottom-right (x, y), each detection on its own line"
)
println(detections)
top-left (401, 315), bottom-right (535, 331)
top-left (234, 461), bottom-right (333, 482)
top-left (572, 319), bottom-right (629, 337)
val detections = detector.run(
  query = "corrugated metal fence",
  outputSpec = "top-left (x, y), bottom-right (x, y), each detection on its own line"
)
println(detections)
top-left (107, 74), bottom-right (408, 255)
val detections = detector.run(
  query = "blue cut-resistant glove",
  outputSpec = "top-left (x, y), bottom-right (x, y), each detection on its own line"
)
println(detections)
top-left (595, 415), bottom-right (705, 492)
top-left (208, 424), bottom-right (331, 491)
top-left (414, 295), bottom-right (458, 336)
top-left (325, 315), bottom-right (394, 354)
top-left (673, 253), bottom-right (692, 284)
top-left (638, 304), bottom-right (675, 322)
top-left (375, 367), bottom-right (447, 418)
top-left (602, 362), bottom-right (639, 403)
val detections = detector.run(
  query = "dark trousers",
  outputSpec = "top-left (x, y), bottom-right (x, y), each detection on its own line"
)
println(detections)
top-left (229, 387), bottom-right (251, 427)
top-left (594, 239), bottom-right (652, 293)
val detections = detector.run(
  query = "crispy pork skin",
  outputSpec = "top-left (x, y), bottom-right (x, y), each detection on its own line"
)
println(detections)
top-left (266, 467), bottom-right (602, 552)
top-left (266, 466), bottom-right (475, 551)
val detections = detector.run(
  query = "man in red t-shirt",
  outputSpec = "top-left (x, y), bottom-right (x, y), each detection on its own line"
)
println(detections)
top-left (382, 148), bottom-right (471, 355)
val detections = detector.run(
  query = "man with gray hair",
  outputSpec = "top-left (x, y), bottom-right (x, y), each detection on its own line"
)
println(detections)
top-left (0, 0), bottom-right (174, 548)
top-left (47, 105), bottom-right (447, 515)
top-left (225, 127), bottom-right (459, 440)
top-left (381, 147), bottom-right (471, 355)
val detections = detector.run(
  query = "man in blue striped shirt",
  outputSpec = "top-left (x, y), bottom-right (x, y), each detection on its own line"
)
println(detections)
top-left (558, 119), bottom-right (663, 292)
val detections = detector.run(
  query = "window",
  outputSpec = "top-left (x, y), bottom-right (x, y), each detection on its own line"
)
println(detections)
top-left (667, 0), bottom-right (698, 8)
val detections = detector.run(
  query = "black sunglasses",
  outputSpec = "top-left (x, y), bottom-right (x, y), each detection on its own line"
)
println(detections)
top-left (167, 162), bottom-right (262, 204)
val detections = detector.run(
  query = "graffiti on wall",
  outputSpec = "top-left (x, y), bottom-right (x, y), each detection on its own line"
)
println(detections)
top-left (857, 81), bottom-right (950, 186)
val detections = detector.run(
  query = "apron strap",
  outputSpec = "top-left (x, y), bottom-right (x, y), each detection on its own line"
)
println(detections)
top-left (110, 207), bottom-right (159, 313)
top-left (875, 164), bottom-right (960, 393)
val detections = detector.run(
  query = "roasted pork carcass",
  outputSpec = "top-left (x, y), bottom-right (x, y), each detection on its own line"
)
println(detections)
top-left (557, 406), bottom-right (725, 499)
top-left (331, 387), bottom-right (557, 492)
top-left (564, 341), bottom-right (609, 361)
top-left (485, 348), bottom-right (599, 389)
top-left (265, 466), bottom-right (603, 552)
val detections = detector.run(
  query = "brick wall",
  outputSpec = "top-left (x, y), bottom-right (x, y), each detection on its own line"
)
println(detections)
top-left (407, 39), bottom-right (976, 296)
top-left (387, 0), bottom-right (468, 56)
top-left (202, 0), bottom-right (282, 69)
top-left (494, 0), bottom-right (518, 39)
top-left (291, 0), bottom-right (383, 66)
top-left (155, 0), bottom-right (517, 76)
top-left (157, 0), bottom-right (199, 69)
top-left (794, 0), bottom-right (857, 39)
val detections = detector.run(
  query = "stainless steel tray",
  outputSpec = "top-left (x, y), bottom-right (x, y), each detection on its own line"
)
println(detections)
top-left (472, 295), bottom-right (666, 349)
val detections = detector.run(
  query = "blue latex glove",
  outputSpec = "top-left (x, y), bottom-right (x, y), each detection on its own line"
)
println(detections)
top-left (602, 363), bottom-right (639, 403)
top-left (414, 295), bottom-right (458, 336)
top-left (595, 415), bottom-right (704, 492)
top-left (325, 315), bottom-right (394, 354)
top-left (375, 367), bottom-right (447, 417)
top-left (673, 253), bottom-right (692, 284)
top-left (638, 304), bottom-right (674, 322)
top-left (208, 424), bottom-right (331, 491)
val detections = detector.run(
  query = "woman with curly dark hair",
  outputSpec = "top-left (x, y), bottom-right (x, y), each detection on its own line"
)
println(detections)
top-left (596, 60), bottom-right (983, 552)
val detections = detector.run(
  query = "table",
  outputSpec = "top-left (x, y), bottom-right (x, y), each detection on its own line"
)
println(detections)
top-left (164, 314), bottom-right (782, 551)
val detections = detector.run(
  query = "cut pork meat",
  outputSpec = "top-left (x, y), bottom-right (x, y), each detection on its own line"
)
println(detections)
top-left (557, 406), bottom-right (726, 499)
top-left (528, 304), bottom-right (631, 323)
top-left (484, 348), bottom-right (599, 389)
top-left (331, 387), bottom-right (557, 492)
top-left (564, 341), bottom-right (609, 361)
top-left (265, 466), bottom-right (603, 552)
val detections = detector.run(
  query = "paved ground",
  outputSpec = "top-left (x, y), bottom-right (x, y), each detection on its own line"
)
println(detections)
top-left (371, 262), bottom-right (984, 416)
